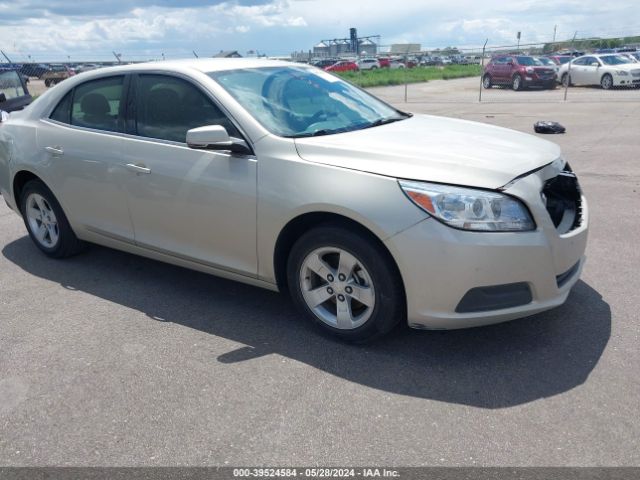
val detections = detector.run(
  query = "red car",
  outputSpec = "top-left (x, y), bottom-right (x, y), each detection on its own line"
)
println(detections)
top-left (482, 55), bottom-right (557, 91)
top-left (324, 61), bottom-right (359, 73)
top-left (377, 57), bottom-right (391, 68)
top-left (405, 58), bottom-right (419, 68)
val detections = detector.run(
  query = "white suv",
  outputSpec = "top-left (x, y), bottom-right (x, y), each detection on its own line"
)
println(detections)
top-left (356, 58), bottom-right (380, 70)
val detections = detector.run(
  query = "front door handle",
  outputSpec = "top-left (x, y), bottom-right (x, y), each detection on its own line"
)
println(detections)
top-left (45, 146), bottom-right (64, 156)
top-left (125, 163), bottom-right (151, 174)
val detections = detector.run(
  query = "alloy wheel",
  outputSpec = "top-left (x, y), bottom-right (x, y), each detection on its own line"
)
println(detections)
top-left (299, 247), bottom-right (375, 330)
top-left (513, 75), bottom-right (521, 91)
top-left (25, 193), bottom-right (60, 248)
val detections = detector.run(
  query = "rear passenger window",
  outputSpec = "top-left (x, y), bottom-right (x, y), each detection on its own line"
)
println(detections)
top-left (71, 76), bottom-right (124, 132)
top-left (50, 91), bottom-right (72, 124)
top-left (135, 74), bottom-right (240, 143)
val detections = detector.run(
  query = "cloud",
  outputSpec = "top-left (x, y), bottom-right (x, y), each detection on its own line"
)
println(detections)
top-left (0, 0), bottom-right (636, 60)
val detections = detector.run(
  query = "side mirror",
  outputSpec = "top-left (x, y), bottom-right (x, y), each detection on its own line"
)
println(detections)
top-left (186, 125), bottom-right (252, 155)
top-left (591, 62), bottom-right (600, 67)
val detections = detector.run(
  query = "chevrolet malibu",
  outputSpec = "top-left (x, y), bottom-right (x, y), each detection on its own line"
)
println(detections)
top-left (0, 59), bottom-right (588, 342)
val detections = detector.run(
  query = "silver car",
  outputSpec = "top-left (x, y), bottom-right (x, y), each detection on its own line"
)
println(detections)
top-left (0, 59), bottom-right (588, 342)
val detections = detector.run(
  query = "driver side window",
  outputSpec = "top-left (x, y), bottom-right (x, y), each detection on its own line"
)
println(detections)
top-left (135, 74), bottom-right (240, 143)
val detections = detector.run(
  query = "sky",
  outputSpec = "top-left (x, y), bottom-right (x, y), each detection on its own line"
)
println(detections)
top-left (0, 0), bottom-right (638, 61)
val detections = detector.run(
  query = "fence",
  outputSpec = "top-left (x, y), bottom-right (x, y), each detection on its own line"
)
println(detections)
top-left (2, 37), bottom-right (640, 104)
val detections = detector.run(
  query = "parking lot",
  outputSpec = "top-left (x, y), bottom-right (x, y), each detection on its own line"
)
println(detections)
top-left (1, 77), bottom-right (639, 466)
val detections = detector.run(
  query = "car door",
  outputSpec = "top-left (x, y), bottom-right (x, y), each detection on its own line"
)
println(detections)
top-left (37, 74), bottom-right (135, 242)
top-left (581, 57), bottom-right (601, 84)
top-left (569, 57), bottom-right (588, 84)
top-left (120, 73), bottom-right (257, 276)
top-left (493, 57), bottom-right (507, 82)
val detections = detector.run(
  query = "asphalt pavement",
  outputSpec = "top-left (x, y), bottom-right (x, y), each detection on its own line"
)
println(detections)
top-left (1, 80), bottom-right (639, 466)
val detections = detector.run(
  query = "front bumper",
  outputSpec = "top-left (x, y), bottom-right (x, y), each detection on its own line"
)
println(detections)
top-left (524, 75), bottom-right (557, 87)
top-left (613, 74), bottom-right (640, 87)
top-left (385, 166), bottom-right (589, 330)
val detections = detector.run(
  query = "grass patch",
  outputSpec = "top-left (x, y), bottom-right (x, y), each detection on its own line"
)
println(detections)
top-left (336, 64), bottom-right (481, 88)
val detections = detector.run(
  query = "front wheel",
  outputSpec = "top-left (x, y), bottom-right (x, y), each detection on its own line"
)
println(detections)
top-left (44, 79), bottom-right (51, 87)
top-left (601, 73), bottom-right (613, 90)
top-left (20, 179), bottom-right (83, 258)
top-left (482, 74), bottom-right (492, 89)
top-left (287, 226), bottom-right (404, 342)
top-left (561, 73), bottom-right (572, 87)
top-left (512, 74), bottom-right (523, 91)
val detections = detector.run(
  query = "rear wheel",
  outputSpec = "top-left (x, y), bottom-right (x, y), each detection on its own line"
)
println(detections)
top-left (20, 180), bottom-right (83, 258)
top-left (601, 73), bottom-right (613, 90)
top-left (482, 74), bottom-right (492, 89)
top-left (44, 79), bottom-right (51, 87)
top-left (287, 226), bottom-right (404, 342)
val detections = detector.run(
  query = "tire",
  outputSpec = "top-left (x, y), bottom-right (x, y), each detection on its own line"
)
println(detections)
top-left (600, 73), bottom-right (613, 90)
top-left (44, 79), bottom-right (51, 87)
top-left (482, 74), bottom-right (492, 89)
top-left (512, 74), bottom-right (523, 91)
top-left (287, 225), bottom-right (404, 343)
top-left (561, 73), bottom-right (572, 87)
top-left (19, 179), bottom-right (83, 258)
top-left (546, 81), bottom-right (557, 90)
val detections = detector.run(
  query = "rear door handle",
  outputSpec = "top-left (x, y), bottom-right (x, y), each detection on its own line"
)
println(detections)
top-left (125, 163), bottom-right (151, 174)
top-left (45, 146), bottom-right (64, 156)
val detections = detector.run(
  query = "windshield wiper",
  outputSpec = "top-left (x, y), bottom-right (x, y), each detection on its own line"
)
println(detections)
top-left (290, 112), bottom-right (412, 138)
top-left (363, 115), bottom-right (408, 129)
top-left (291, 128), bottom-right (340, 138)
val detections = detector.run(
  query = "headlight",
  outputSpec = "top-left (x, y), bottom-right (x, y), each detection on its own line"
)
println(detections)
top-left (399, 180), bottom-right (535, 232)
top-left (615, 70), bottom-right (629, 76)
top-left (526, 67), bottom-right (534, 73)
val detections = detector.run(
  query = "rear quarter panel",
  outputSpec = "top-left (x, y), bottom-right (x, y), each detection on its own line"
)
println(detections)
top-left (0, 117), bottom-right (47, 211)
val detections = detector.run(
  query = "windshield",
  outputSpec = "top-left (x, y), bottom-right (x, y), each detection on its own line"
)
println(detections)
top-left (600, 55), bottom-right (632, 65)
top-left (209, 66), bottom-right (407, 138)
top-left (536, 58), bottom-right (554, 66)
top-left (516, 56), bottom-right (540, 66)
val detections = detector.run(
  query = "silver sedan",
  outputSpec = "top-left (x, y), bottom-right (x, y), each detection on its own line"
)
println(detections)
top-left (0, 59), bottom-right (588, 341)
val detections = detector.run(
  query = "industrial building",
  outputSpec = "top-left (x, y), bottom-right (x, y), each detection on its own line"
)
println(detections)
top-left (312, 28), bottom-right (379, 58)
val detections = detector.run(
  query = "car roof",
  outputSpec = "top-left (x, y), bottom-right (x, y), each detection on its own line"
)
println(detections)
top-left (19, 58), bottom-right (311, 121)
top-left (71, 58), bottom-right (304, 79)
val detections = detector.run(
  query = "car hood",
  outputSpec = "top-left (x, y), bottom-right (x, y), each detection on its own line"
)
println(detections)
top-left (294, 114), bottom-right (561, 189)
top-left (608, 63), bottom-right (640, 71)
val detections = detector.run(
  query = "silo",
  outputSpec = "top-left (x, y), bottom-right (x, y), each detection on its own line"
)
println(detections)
top-left (359, 38), bottom-right (377, 56)
top-left (328, 40), bottom-right (339, 57)
top-left (313, 41), bottom-right (330, 57)
top-left (339, 39), bottom-right (351, 55)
